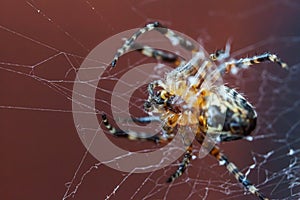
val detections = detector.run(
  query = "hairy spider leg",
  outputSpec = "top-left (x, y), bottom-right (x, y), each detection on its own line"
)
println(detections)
top-left (131, 116), bottom-right (160, 123)
top-left (111, 22), bottom-right (198, 67)
top-left (210, 49), bottom-right (226, 61)
top-left (167, 144), bottom-right (193, 183)
top-left (101, 114), bottom-right (172, 144)
top-left (110, 22), bottom-right (217, 91)
top-left (126, 42), bottom-right (210, 89)
top-left (204, 52), bottom-right (288, 89)
top-left (130, 43), bottom-right (186, 67)
top-left (114, 115), bottom-right (161, 124)
top-left (210, 146), bottom-right (269, 200)
top-left (102, 113), bottom-right (196, 183)
top-left (195, 133), bottom-right (269, 200)
top-left (223, 53), bottom-right (288, 74)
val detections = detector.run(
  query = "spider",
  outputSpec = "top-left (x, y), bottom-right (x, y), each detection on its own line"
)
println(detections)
top-left (101, 22), bottom-right (287, 200)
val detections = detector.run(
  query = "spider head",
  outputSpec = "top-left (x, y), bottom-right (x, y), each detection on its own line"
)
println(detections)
top-left (144, 88), bottom-right (183, 114)
top-left (143, 90), bottom-right (166, 113)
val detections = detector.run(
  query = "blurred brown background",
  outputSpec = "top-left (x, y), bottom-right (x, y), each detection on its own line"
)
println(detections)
top-left (1, 1), bottom-right (300, 200)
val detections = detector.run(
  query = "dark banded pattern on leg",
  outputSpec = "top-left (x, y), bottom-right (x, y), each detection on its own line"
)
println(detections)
top-left (167, 144), bottom-right (193, 183)
top-left (209, 146), bottom-right (269, 200)
top-left (101, 114), bottom-right (170, 143)
top-left (131, 116), bottom-right (160, 123)
top-left (224, 53), bottom-right (288, 74)
top-left (111, 22), bottom-right (197, 67)
top-left (111, 22), bottom-right (160, 67)
top-left (115, 115), bottom-right (160, 124)
top-left (131, 43), bottom-right (185, 66)
top-left (210, 49), bottom-right (226, 61)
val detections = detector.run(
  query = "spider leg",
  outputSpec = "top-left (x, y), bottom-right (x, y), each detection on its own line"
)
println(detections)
top-left (167, 144), bottom-right (193, 183)
top-left (131, 116), bottom-right (160, 123)
top-left (111, 22), bottom-right (197, 67)
top-left (194, 132), bottom-right (268, 200)
top-left (218, 133), bottom-right (244, 142)
top-left (210, 49), bottom-right (226, 61)
top-left (210, 41), bottom-right (232, 61)
top-left (102, 114), bottom-right (172, 144)
top-left (224, 53), bottom-right (288, 74)
top-left (130, 43), bottom-right (186, 67)
top-left (115, 115), bottom-right (160, 125)
top-left (210, 146), bottom-right (269, 200)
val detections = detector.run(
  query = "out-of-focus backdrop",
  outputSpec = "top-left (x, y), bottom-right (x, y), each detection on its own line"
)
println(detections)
top-left (1, 1), bottom-right (300, 200)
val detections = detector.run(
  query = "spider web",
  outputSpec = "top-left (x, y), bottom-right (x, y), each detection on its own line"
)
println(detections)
top-left (1, 1), bottom-right (300, 200)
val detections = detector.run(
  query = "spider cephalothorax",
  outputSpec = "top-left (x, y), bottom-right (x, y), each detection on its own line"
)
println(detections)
top-left (102, 22), bottom-right (287, 200)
